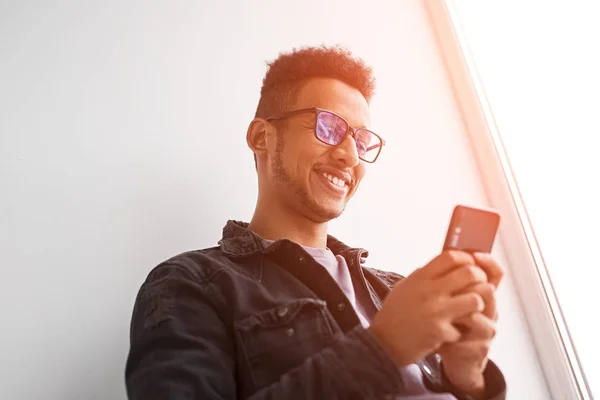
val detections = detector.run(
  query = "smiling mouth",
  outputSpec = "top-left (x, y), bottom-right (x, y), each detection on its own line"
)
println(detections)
top-left (319, 171), bottom-right (349, 192)
top-left (321, 172), bottom-right (348, 188)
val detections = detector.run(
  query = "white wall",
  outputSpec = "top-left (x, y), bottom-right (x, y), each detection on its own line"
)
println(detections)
top-left (0, 1), bottom-right (548, 399)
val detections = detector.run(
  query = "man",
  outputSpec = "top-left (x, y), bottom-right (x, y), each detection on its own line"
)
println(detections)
top-left (125, 45), bottom-right (507, 399)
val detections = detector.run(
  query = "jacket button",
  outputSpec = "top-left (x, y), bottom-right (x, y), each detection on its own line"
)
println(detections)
top-left (277, 307), bottom-right (288, 317)
top-left (298, 256), bottom-right (305, 262)
top-left (286, 328), bottom-right (295, 336)
top-left (337, 302), bottom-right (346, 311)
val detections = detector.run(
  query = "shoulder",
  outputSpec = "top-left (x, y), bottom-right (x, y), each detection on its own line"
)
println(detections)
top-left (131, 247), bottom-right (230, 329)
top-left (146, 246), bottom-right (232, 284)
top-left (132, 247), bottom-right (231, 307)
top-left (362, 266), bottom-right (405, 289)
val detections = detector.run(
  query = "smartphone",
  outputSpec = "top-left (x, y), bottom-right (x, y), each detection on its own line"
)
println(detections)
top-left (443, 205), bottom-right (500, 253)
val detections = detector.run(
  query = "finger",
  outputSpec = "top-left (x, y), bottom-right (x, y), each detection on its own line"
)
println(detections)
top-left (473, 252), bottom-right (505, 288)
top-left (442, 292), bottom-right (485, 321)
top-left (438, 339), bottom-right (491, 364)
top-left (435, 265), bottom-right (488, 296)
top-left (456, 282), bottom-right (496, 320)
top-left (453, 312), bottom-right (497, 341)
top-left (439, 320), bottom-right (463, 345)
top-left (418, 250), bottom-right (476, 279)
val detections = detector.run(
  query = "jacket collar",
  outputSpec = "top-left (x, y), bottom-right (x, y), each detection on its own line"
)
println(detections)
top-left (219, 220), bottom-right (369, 260)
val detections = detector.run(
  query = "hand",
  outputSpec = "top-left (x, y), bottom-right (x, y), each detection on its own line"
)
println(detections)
top-left (368, 251), bottom-right (488, 368)
top-left (438, 252), bottom-right (505, 399)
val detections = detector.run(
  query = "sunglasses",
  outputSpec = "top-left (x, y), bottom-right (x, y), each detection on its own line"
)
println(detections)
top-left (265, 107), bottom-right (385, 163)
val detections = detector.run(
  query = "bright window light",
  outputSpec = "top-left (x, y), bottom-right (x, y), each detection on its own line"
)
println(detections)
top-left (451, 1), bottom-right (600, 396)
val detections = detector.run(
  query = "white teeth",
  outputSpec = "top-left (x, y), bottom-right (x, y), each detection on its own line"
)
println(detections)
top-left (322, 172), bottom-right (346, 188)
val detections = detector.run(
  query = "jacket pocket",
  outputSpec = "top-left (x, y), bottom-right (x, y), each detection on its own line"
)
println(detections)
top-left (234, 298), bottom-right (339, 389)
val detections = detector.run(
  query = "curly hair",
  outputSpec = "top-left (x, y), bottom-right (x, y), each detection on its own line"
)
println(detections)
top-left (254, 45), bottom-right (376, 119)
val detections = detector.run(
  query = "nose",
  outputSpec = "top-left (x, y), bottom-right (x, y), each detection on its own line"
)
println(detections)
top-left (331, 133), bottom-right (360, 167)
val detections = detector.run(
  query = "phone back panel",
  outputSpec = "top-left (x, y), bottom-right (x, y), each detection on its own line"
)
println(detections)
top-left (443, 205), bottom-right (500, 253)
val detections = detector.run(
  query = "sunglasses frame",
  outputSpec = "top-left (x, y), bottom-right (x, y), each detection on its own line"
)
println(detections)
top-left (264, 107), bottom-right (386, 163)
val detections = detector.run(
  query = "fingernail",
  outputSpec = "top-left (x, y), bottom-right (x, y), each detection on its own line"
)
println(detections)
top-left (478, 297), bottom-right (485, 311)
top-left (490, 283), bottom-right (497, 291)
top-left (474, 252), bottom-right (491, 259)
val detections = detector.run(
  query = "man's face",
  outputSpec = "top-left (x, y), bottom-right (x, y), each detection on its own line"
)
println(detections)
top-left (265, 78), bottom-right (370, 223)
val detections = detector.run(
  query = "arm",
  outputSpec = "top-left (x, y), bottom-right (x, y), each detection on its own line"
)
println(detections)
top-left (125, 263), bottom-right (404, 400)
top-left (365, 256), bottom-right (507, 400)
top-left (428, 252), bottom-right (507, 400)
top-left (420, 354), bottom-right (506, 400)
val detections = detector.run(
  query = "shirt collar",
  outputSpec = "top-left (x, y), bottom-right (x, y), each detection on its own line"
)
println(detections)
top-left (218, 220), bottom-right (369, 259)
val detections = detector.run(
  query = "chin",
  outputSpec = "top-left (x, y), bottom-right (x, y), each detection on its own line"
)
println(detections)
top-left (295, 182), bottom-right (349, 221)
top-left (312, 203), bottom-right (346, 222)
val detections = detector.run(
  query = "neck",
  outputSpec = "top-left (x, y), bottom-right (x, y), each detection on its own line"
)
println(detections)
top-left (248, 195), bottom-right (328, 249)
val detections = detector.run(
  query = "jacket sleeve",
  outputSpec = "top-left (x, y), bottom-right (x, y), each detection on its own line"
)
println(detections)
top-left (125, 262), bottom-right (405, 400)
top-left (420, 354), bottom-right (506, 400)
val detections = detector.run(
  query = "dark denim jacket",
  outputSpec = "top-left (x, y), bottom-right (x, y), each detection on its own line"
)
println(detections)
top-left (125, 220), bottom-right (506, 399)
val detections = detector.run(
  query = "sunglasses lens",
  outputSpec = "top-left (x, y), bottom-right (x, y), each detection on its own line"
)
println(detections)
top-left (316, 112), bottom-right (348, 145)
top-left (316, 111), bottom-right (382, 162)
top-left (354, 129), bottom-right (382, 162)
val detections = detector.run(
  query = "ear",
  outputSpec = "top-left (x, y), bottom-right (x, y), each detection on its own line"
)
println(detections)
top-left (246, 118), bottom-right (271, 159)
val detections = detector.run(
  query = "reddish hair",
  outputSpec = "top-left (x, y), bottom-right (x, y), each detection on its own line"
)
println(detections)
top-left (254, 45), bottom-right (376, 118)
